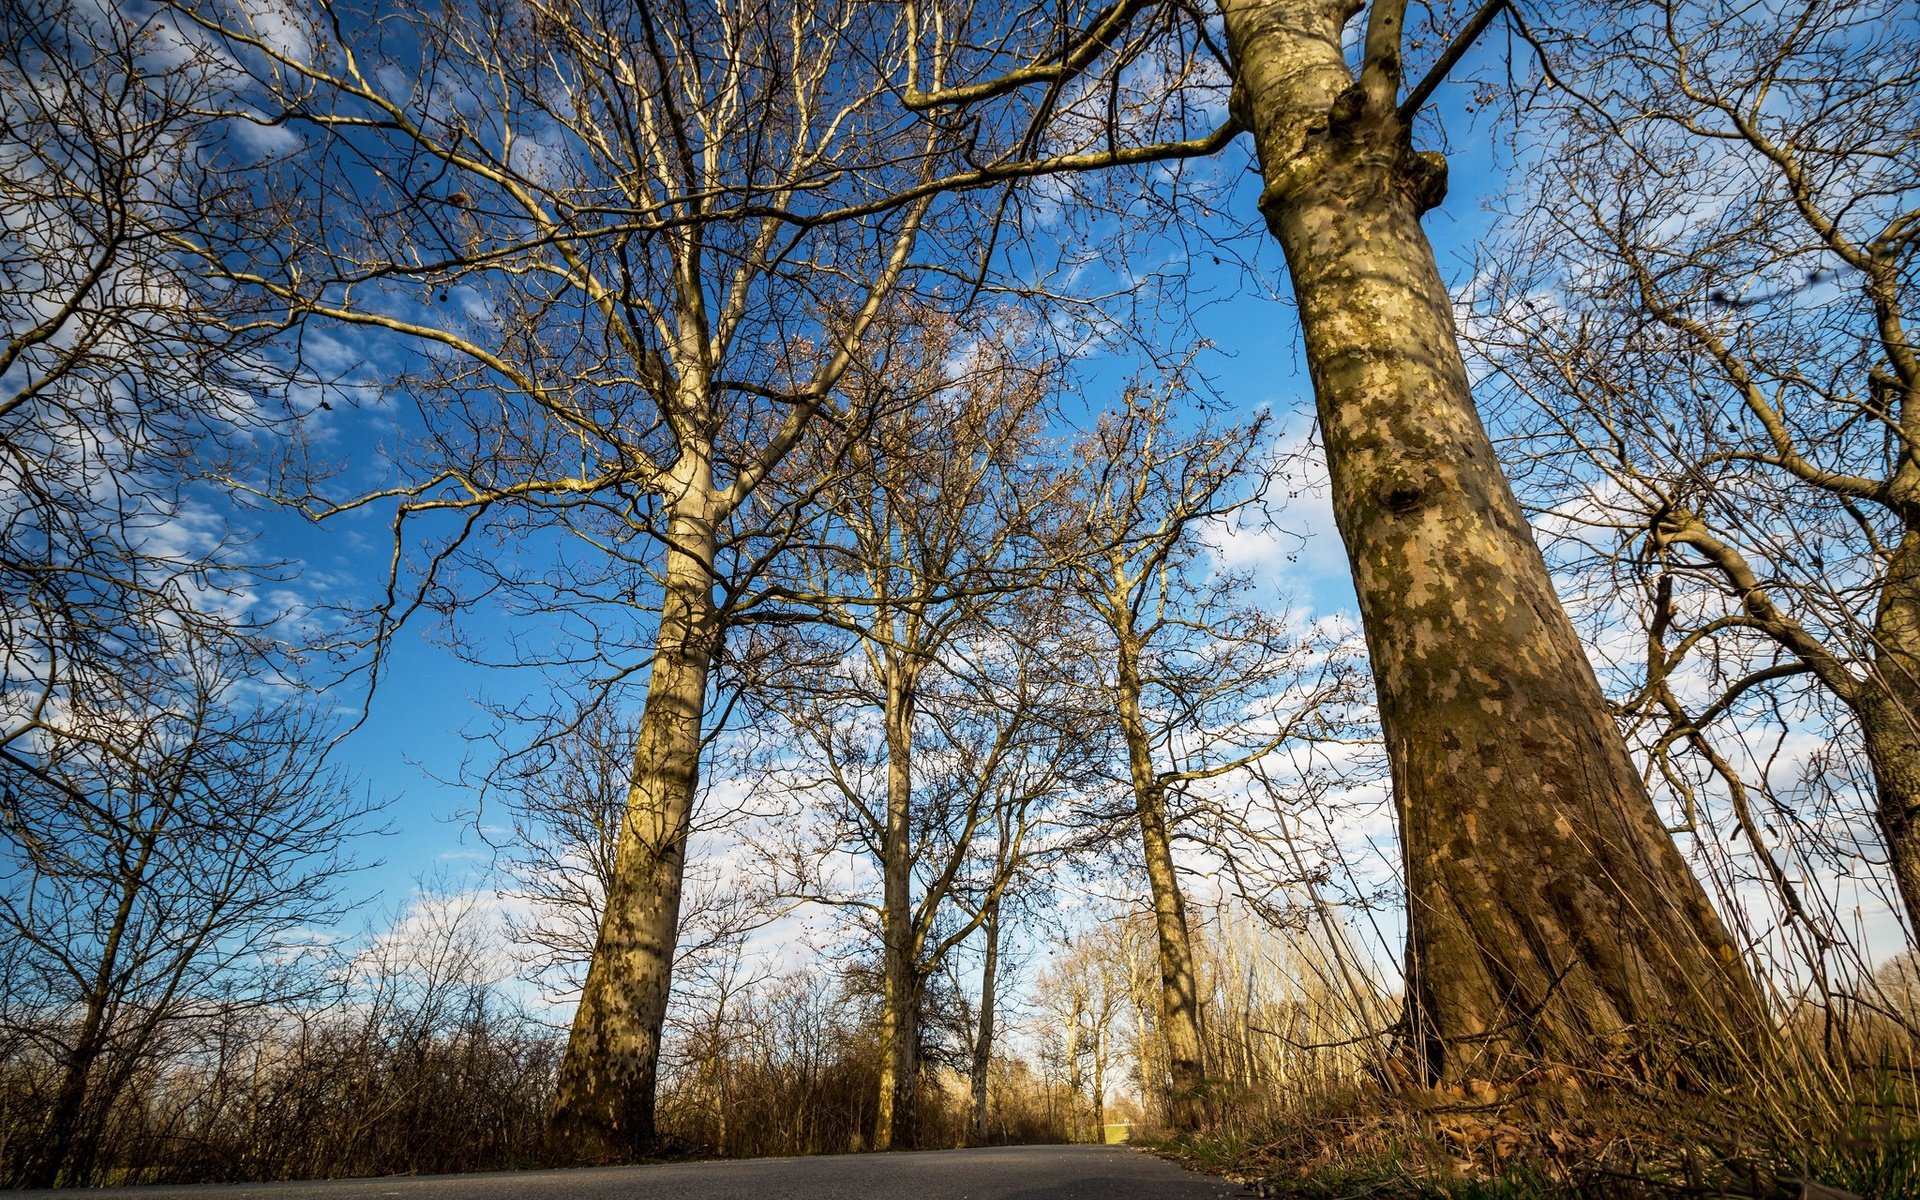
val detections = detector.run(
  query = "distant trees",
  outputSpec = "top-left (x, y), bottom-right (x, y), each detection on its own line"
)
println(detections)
top-left (1034, 901), bottom-right (1395, 1139)
top-left (1471, 0), bottom-right (1920, 938)
top-left (741, 311), bottom-right (1087, 1149)
top-left (1060, 385), bottom-right (1367, 1127)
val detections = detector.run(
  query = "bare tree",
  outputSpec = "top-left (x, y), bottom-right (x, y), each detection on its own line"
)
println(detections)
top-left (0, 0), bottom-right (296, 823)
top-left (164, 0), bottom-right (1244, 1153)
top-left (740, 313), bottom-right (1087, 1148)
top-left (1032, 918), bottom-right (1133, 1142)
top-left (0, 644), bottom-right (370, 1188)
top-left (1469, 0), bottom-right (1920, 942)
top-left (897, 0), bottom-right (1770, 1081)
top-left (964, 889), bottom-right (1007, 1145)
top-left (1059, 384), bottom-right (1368, 1126)
top-left (479, 706), bottom-right (781, 1008)
top-left (484, 708), bottom-right (630, 991)
top-left (954, 807), bottom-right (1053, 1147)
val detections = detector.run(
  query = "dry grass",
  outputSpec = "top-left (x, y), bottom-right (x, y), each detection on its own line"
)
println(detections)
top-left (1147, 1058), bottom-right (1920, 1200)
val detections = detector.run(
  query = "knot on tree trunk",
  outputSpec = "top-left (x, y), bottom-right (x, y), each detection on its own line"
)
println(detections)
top-left (1327, 83), bottom-right (1369, 136)
top-left (1399, 148), bottom-right (1449, 214)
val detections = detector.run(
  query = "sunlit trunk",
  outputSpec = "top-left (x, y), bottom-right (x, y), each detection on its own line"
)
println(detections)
top-left (1113, 631), bottom-right (1207, 1127)
top-left (1865, 528), bottom-right (1920, 935)
top-left (550, 491), bottom-right (720, 1159)
top-left (874, 658), bottom-right (920, 1150)
top-left (1221, 0), bottom-right (1767, 1082)
top-left (969, 899), bottom-right (1000, 1144)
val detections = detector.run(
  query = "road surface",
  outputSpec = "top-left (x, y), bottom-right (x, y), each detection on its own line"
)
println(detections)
top-left (28, 1145), bottom-right (1245, 1200)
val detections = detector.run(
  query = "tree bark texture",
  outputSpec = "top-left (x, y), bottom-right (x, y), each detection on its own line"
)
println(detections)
top-left (1114, 634), bottom-right (1207, 1128)
top-left (970, 899), bottom-right (1001, 1145)
top-left (1865, 527), bottom-right (1920, 933)
top-left (874, 658), bottom-right (922, 1150)
top-left (1219, 0), bottom-right (1768, 1082)
top-left (550, 495), bottom-right (720, 1159)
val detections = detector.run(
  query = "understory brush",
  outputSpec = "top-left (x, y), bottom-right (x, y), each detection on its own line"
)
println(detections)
top-left (1148, 1060), bottom-right (1920, 1199)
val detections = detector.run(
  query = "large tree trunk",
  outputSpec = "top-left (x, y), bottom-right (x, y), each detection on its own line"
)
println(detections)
top-left (550, 492), bottom-right (720, 1160)
top-left (1114, 633), bottom-right (1207, 1129)
top-left (1219, 0), bottom-right (1767, 1083)
top-left (874, 659), bottom-right (920, 1151)
top-left (1865, 528), bottom-right (1920, 934)
top-left (969, 898), bottom-right (1001, 1145)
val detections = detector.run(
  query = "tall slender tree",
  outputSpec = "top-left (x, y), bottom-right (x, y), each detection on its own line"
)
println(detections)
top-left (1063, 385), bottom-right (1364, 1125)
top-left (742, 312), bottom-right (1084, 1148)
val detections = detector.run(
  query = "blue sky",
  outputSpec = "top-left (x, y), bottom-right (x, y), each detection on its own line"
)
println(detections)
top-left (295, 43), bottom-right (1520, 929)
top-left (170, 0), bottom-right (1913, 1013)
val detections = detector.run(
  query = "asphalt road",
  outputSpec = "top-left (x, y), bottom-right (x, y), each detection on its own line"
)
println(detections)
top-left (29, 1145), bottom-right (1247, 1200)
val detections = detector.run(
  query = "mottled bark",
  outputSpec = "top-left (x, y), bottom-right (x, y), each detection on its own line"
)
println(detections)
top-left (1219, 0), bottom-right (1767, 1081)
top-left (1114, 633), bottom-right (1206, 1128)
top-left (550, 493), bottom-right (720, 1159)
top-left (969, 899), bottom-right (1001, 1145)
top-left (874, 659), bottom-right (921, 1151)
top-left (1865, 528), bottom-right (1920, 932)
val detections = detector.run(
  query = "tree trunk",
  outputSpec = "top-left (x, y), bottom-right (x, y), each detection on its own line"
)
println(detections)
top-left (1061, 996), bottom-right (1082, 1142)
top-left (1123, 948), bottom-right (1164, 1128)
top-left (1219, 0), bottom-right (1767, 1082)
top-left (1113, 632), bottom-right (1207, 1128)
top-left (874, 658), bottom-right (920, 1151)
top-left (550, 493), bottom-right (720, 1160)
top-left (1090, 1023), bottom-right (1108, 1136)
top-left (970, 899), bottom-right (1001, 1145)
top-left (25, 1006), bottom-right (105, 1188)
top-left (21, 821), bottom-right (156, 1188)
top-left (1865, 528), bottom-right (1920, 934)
